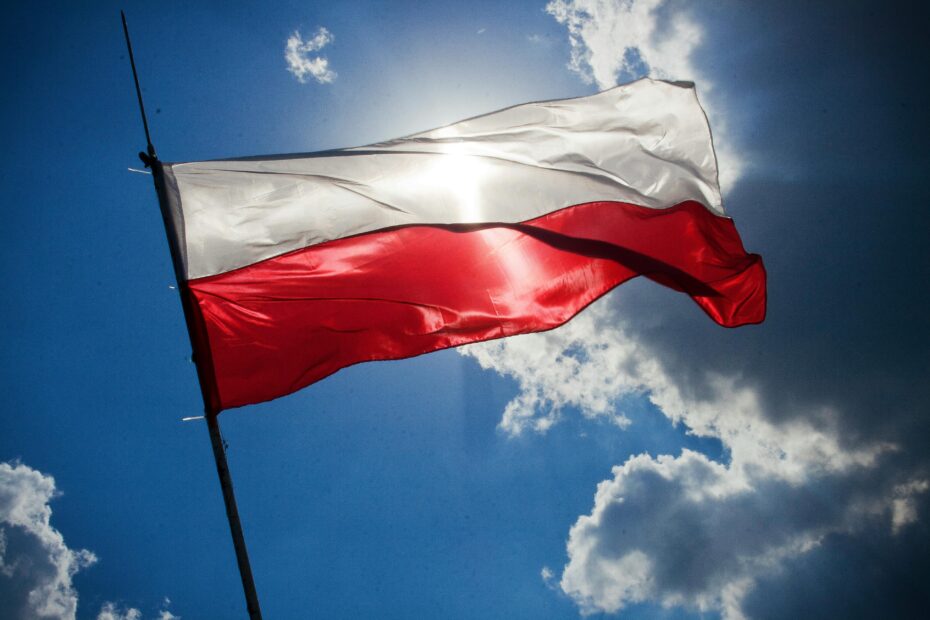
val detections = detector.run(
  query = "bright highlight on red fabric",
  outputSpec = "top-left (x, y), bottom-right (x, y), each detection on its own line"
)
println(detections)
top-left (186, 200), bottom-right (765, 412)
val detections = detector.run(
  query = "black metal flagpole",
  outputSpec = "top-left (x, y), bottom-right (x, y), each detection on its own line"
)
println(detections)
top-left (121, 12), bottom-right (263, 619)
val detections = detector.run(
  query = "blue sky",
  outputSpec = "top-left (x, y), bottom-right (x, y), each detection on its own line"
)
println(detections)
top-left (1, 1), bottom-right (929, 619)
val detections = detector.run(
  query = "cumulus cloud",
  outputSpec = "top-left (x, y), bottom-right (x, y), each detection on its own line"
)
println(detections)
top-left (285, 27), bottom-right (337, 84)
top-left (0, 462), bottom-right (97, 620)
top-left (890, 479), bottom-right (930, 535)
top-left (97, 604), bottom-right (142, 620)
top-left (96, 603), bottom-right (179, 620)
top-left (462, 305), bottom-right (640, 435)
top-left (462, 294), bottom-right (926, 617)
top-left (540, 565), bottom-right (556, 588)
top-left (0, 461), bottom-right (179, 620)
top-left (559, 448), bottom-right (920, 619)
top-left (464, 302), bottom-right (890, 485)
top-left (546, 0), bottom-right (697, 88)
top-left (462, 298), bottom-right (895, 482)
top-left (545, 0), bottom-right (743, 190)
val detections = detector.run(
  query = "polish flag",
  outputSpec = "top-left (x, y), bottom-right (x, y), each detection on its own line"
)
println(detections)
top-left (154, 79), bottom-right (766, 413)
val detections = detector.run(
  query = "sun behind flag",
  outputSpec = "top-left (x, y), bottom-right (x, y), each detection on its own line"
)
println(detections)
top-left (152, 78), bottom-right (766, 413)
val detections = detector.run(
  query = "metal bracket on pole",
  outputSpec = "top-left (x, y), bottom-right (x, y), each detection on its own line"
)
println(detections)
top-left (121, 11), bottom-right (263, 618)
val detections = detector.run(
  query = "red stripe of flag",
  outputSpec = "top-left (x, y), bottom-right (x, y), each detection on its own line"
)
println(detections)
top-left (187, 200), bottom-right (766, 411)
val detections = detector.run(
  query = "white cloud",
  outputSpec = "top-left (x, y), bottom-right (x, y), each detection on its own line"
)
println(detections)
top-left (890, 479), bottom-right (930, 535)
top-left (462, 304), bottom-right (639, 435)
top-left (0, 461), bottom-right (180, 620)
top-left (97, 604), bottom-right (142, 620)
top-left (540, 565), bottom-right (558, 590)
top-left (97, 602), bottom-right (181, 620)
top-left (96, 603), bottom-right (179, 620)
top-left (285, 28), bottom-right (337, 84)
top-left (527, 33), bottom-right (552, 46)
top-left (545, 0), bottom-right (691, 87)
top-left (461, 295), bottom-right (916, 618)
top-left (545, 0), bottom-right (743, 191)
top-left (559, 449), bottom-right (906, 619)
top-left (0, 462), bottom-right (97, 620)
top-left (463, 299), bottom-right (891, 480)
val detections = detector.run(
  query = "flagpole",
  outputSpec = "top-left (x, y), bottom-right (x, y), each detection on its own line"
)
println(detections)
top-left (121, 12), bottom-right (263, 619)
top-left (206, 414), bottom-right (264, 619)
top-left (121, 11), bottom-right (155, 161)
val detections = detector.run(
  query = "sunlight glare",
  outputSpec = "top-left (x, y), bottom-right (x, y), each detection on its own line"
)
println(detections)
top-left (430, 126), bottom-right (487, 221)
